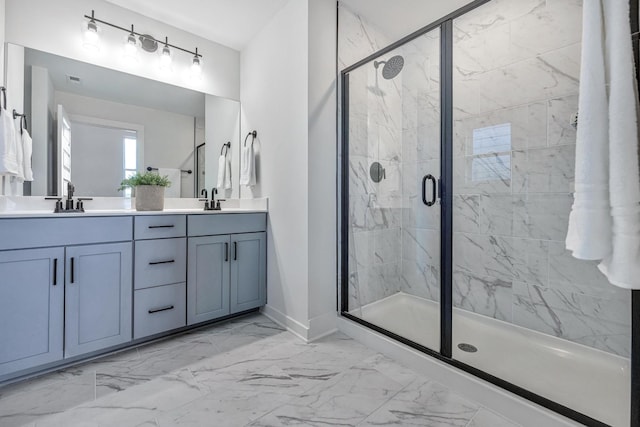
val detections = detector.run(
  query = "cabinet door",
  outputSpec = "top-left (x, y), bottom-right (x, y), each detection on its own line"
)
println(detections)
top-left (187, 235), bottom-right (230, 325)
top-left (230, 232), bottom-right (267, 314)
top-left (65, 242), bottom-right (132, 358)
top-left (0, 248), bottom-right (64, 378)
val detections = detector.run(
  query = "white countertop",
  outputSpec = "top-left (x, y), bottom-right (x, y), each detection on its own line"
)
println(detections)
top-left (0, 197), bottom-right (268, 219)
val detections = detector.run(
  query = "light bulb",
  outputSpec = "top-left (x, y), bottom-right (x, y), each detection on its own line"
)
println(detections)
top-left (190, 55), bottom-right (202, 79)
top-left (82, 19), bottom-right (100, 52)
top-left (123, 32), bottom-right (139, 65)
top-left (159, 44), bottom-right (172, 72)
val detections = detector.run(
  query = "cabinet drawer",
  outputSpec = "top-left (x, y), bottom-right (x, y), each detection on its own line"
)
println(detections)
top-left (134, 283), bottom-right (186, 339)
top-left (188, 213), bottom-right (267, 237)
top-left (0, 217), bottom-right (132, 251)
top-left (135, 215), bottom-right (186, 240)
top-left (135, 238), bottom-right (186, 289)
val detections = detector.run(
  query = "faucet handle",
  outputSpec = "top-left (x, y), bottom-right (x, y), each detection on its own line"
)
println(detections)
top-left (76, 198), bottom-right (93, 212)
top-left (45, 197), bottom-right (64, 213)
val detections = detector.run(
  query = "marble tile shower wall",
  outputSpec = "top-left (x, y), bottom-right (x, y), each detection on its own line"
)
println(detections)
top-left (340, 0), bottom-right (630, 357)
top-left (451, 0), bottom-right (631, 357)
top-left (340, 6), bottom-right (404, 311)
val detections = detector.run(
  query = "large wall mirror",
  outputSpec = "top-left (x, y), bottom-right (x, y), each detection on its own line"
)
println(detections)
top-left (11, 44), bottom-right (239, 198)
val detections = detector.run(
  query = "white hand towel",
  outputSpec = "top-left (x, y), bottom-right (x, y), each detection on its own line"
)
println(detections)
top-left (13, 121), bottom-right (25, 183)
top-left (216, 154), bottom-right (227, 189)
top-left (22, 129), bottom-right (33, 182)
top-left (158, 168), bottom-right (181, 198)
top-left (597, 0), bottom-right (640, 289)
top-left (224, 154), bottom-right (232, 190)
top-left (240, 141), bottom-right (256, 187)
top-left (0, 107), bottom-right (19, 176)
top-left (566, 0), bottom-right (612, 261)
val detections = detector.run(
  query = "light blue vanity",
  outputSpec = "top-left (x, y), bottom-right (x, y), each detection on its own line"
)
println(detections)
top-left (0, 204), bottom-right (267, 383)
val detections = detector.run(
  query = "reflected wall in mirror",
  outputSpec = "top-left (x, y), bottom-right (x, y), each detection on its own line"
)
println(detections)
top-left (14, 44), bottom-right (239, 198)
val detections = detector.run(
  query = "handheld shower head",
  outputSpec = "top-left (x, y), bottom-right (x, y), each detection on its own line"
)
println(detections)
top-left (374, 55), bottom-right (404, 79)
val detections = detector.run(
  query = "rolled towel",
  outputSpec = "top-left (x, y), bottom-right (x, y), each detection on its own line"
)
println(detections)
top-left (597, 0), bottom-right (640, 289)
top-left (566, 0), bottom-right (612, 261)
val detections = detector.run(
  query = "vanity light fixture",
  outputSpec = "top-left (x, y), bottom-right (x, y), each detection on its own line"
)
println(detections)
top-left (82, 10), bottom-right (203, 76)
top-left (82, 10), bottom-right (100, 52)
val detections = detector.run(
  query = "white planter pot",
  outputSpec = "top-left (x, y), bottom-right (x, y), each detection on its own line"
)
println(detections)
top-left (134, 185), bottom-right (165, 211)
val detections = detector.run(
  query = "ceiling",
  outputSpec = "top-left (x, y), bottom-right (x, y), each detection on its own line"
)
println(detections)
top-left (340, 0), bottom-right (473, 41)
top-left (103, 0), bottom-right (289, 51)
top-left (102, 0), bottom-right (475, 52)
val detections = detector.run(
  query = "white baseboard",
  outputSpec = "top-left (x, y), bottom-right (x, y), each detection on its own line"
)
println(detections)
top-left (260, 304), bottom-right (309, 342)
top-left (337, 317), bottom-right (581, 427)
top-left (307, 311), bottom-right (338, 342)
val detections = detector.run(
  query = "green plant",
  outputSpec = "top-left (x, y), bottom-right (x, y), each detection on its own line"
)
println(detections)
top-left (118, 172), bottom-right (171, 191)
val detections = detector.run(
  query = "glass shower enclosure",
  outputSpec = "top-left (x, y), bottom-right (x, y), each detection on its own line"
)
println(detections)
top-left (339, 1), bottom-right (637, 426)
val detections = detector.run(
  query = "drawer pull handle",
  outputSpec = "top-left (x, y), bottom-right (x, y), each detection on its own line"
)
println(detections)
top-left (148, 305), bottom-right (175, 314)
top-left (149, 259), bottom-right (176, 265)
top-left (148, 225), bottom-right (175, 229)
top-left (234, 242), bottom-right (238, 261)
top-left (225, 242), bottom-right (229, 262)
top-left (53, 258), bottom-right (58, 286)
top-left (70, 257), bottom-right (75, 284)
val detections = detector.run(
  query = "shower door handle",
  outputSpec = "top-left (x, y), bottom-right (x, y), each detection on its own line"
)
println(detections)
top-left (422, 174), bottom-right (437, 207)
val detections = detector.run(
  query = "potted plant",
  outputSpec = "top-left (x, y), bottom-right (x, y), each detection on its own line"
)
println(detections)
top-left (119, 172), bottom-right (171, 211)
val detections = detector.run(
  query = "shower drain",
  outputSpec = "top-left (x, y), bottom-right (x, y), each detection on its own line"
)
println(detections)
top-left (457, 343), bottom-right (478, 353)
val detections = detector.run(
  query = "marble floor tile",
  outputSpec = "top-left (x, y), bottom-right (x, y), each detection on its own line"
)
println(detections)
top-left (0, 313), bottom-right (520, 427)
top-left (358, 379), bottom-right (479, 427)
top-left (468, 408), bottom-right (522, 427)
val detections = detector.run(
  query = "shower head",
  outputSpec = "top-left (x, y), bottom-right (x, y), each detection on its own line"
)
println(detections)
top-left (374, 55), bottom-right (404, 79)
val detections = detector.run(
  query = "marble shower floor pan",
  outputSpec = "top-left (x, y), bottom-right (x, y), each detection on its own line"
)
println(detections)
top-left (350, 292), bottom-right (630, 427)
top-left (0, 312), bottom-right (522, 427)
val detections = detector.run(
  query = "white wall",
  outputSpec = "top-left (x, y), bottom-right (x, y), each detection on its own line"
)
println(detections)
top-left (4, 0), bottom-right (239, 100)
top-left (0, 0), bottom-right (6, 85)
top-left (55, 91), bottom-right (195, 197)
top-left (2, 44), bottom-right (24, 195)
top-left (307, 0), bottom-right (338, 334)
top-left (240, 0), bottom-right (338, 340)
top-left (241, 0), bottom-right (311, 336)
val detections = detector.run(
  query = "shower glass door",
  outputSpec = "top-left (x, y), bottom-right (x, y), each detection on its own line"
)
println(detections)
top-left (450, 1), bottom-right (631, 426)
top-left (345, 28), bottom-right (442, 351)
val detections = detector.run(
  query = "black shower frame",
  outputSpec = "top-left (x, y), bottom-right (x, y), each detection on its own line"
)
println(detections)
top-left (338, 1), bottom-right (640, 426)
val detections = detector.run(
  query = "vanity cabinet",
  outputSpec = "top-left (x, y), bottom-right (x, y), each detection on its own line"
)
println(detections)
top-left (0, 248), bottom-right (64, 376)
top-left (0, 216), bottom-right (133, 379)
top-left (133, 215), bottom-right (187, 339)
top-left (0, 211), bottom-right (267, 382)
top-left (64, 243), bottom-right (132, 358)
top-left (187, 214), bottom-right (267, 325)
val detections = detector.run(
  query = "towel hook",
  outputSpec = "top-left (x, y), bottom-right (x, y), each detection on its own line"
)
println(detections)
top-left (12, 110), bottom-right (27, 135)
top-left (244, 130), bottom-right (257, 147)
top-left (220, 141), bottom-right (231, 155)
